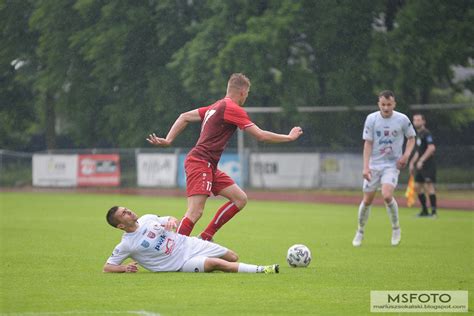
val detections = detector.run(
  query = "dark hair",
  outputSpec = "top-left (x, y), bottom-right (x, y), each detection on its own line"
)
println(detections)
top-left (378, 90), bottom-right (395, 99)
top-left (106, 206), bottom-right (120, 227)
top-left (413, 113), bottom-right (426, 120)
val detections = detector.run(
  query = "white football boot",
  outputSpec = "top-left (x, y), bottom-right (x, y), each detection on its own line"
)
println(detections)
top-left (352, 231), bottom-right (364, 247)
top-left (391, 228), bottom-right (401, 246)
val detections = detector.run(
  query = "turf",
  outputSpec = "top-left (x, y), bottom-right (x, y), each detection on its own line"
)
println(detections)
top-left (0, 192), bottom-right (472, 315)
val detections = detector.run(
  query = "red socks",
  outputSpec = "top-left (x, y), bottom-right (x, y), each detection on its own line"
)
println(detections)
top-left (200, 202), bottom-right (240, 241)
top-left (176, 216), bottom-right (195, 236)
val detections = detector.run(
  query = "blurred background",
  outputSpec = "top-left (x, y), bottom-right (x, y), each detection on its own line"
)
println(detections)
top-left (1, 0), bottom-right (473, 189)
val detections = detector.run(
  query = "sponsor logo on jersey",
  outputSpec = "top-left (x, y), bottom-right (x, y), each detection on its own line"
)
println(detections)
top-left (164, 238), bottom-right (176, 255)
top-left (379, 139), bottom-right (393, 145)
top-left (379, 146), bottom-right (393, 155)
top-left (154, 233), bottom-right (167, 251)
top-left (147, 231), bottom-right (156, 239)
top-left (141, 240), bottom-right (150, 248)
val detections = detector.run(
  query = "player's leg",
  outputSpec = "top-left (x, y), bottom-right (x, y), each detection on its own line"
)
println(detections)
top-left (415, 172), bottom-right (429, 216)
top-left (353, 170), bottom-right (380, 247)
top-left (177, 157), bottom-right (213, 235)
top-left (381, 168), bottom-right (401, 246)
top-left (199, 170), bottom-right (246, 240)
top-left (204, 258), bottom-right (279, 273)
top-left (359, 191), bottom-right (376, 232)
top-left (177, 194), bottom-right (208, 236)
top-left (423, 164), bottom-right (437, 217)
top-left (181, 256), bottom-right (279, 274)
top-left (220, 249), bottom-right (239, 262)
top-left (425, 181), bottom-right (437, 216)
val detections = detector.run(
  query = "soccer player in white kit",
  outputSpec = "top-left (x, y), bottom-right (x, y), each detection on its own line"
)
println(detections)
top-left (352, 90), bottom-right (416, 247)
top-left (103, 206), bottom-right (279, 274)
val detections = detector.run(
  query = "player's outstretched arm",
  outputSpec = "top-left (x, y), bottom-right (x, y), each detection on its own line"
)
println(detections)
top-left (147, 109), bottom-right (201, 147)
top-left (103, 262), bottom-right (138, 273)
top-left (245, 125), bottom-right (303, 143)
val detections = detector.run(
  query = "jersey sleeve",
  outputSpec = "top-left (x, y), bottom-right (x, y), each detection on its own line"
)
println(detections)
top-left (198, 106), bottom-right (212, 120)
top-left (362, 115), bottom-right (374, 141)
top-left (404, 117), bottom-right (416, 138)
top-left (224, 104), bottom-right (254, 130)
top-left (156, 216), bottom-right (171, 226)
top-left (425, 132), bottom-right (434, 144)
top-left (106, 241), bottom-right (131, 266)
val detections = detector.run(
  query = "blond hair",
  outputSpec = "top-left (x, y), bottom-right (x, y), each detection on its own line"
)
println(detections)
top-left (227, 73), bottom-right (251, 92)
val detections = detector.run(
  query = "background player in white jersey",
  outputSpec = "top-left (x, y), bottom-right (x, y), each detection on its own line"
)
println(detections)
top-left (352, 90), bottom-right (416, 247)
top-left (103, 206), bottom-right (279, 274)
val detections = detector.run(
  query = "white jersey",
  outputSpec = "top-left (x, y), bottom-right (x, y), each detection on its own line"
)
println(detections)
top-left (107, 214), bottom-right (211, 272)
top-left (363, 110), bottom-right (415, 169)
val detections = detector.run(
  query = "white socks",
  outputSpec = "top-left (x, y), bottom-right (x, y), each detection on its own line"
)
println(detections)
top-left (357, 201), bottom-right (371, 233)
top-left (237, 263), bottom-right (259, 273)
top-left (386, 198), bottom-right (400, 229)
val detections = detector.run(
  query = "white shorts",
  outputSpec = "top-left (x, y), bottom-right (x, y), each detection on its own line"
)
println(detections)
top-left (180, 238), bottom-right (228, 273)
top-left (363, 167), bottom-right (400, 192)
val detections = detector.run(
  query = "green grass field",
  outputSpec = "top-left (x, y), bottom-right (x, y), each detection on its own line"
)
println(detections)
top-left (0, 192), bottom-right (472, 315)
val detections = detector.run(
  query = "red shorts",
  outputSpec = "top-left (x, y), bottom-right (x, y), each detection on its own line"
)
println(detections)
top-left (184, 156), bottom-right (235, 197)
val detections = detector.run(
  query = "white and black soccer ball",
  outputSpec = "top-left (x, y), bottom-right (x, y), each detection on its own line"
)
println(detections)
top-left (287, 244), bottom-right (312, 267)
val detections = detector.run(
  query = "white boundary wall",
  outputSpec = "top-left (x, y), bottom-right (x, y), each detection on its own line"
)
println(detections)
top-left (250, 153), bottom-right (321, 188)
top-left (319, 153), bottom-right (363, 188)
top-left (136, 153), bottom-right (178, 187)
top-left (32, 154), bottom-right (78, 187)
top-left (250, 153), bottom-right (363, 189)
top-left (31, 152), bottom-right (364, 189)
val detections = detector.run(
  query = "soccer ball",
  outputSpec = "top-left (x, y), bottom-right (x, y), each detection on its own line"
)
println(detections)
top-left (287, 244), bottom-right (312, 267)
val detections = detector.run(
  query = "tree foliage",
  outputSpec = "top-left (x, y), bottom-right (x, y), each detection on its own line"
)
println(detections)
top-left (1, 0), bottom-right (472, 150)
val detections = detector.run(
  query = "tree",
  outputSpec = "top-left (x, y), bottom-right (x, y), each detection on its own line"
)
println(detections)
top-left (0, 0), bottom-right (37, 150)
top-left (371, 0), bottom-right (474, 105)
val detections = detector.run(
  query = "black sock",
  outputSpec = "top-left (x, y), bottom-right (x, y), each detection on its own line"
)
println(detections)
top-left (429, 194), bottom-right (437, 212)
top-left (418, 194), bottom-right (428, 212)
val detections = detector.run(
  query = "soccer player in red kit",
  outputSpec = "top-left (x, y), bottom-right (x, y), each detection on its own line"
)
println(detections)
top-left (147, 73), bottom-right (303, 240)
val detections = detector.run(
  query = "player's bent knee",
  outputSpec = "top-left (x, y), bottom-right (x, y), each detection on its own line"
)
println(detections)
top-left (236, 196), bottom-right (247, 210)
top-left (222, 250), bottom-right (238, 262)
top-left (187, 209), bottom-right (204, 222)
top-left (232, 192), bottom-right (247, 210)
top-left (382, 195), bottom-right (393, 203)
top-left (203, 258), bottom-right (220, 272)
top-left (363, 192), bottom-right (376, 205)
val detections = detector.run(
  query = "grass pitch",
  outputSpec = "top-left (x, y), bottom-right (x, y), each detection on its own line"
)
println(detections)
top-left (0, 192), bottom-right (472, 315)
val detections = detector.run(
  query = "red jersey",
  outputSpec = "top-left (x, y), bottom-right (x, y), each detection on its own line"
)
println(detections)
top-left (188, 97), bottom-right (254, 168)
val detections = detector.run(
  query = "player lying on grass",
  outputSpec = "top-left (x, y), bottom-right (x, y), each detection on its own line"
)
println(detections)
top-left (103, 206), bottom-right (279, 274)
